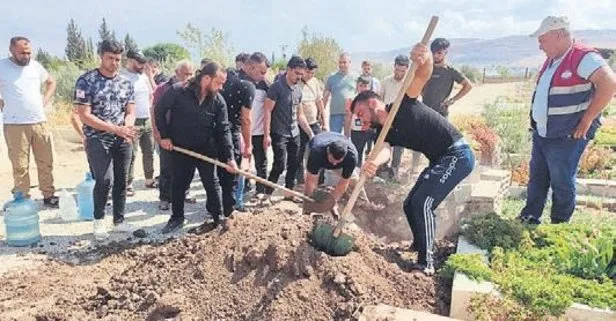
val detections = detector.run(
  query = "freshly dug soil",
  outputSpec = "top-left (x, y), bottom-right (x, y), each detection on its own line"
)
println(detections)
top-left (0, 202), bottom-right (455, 321)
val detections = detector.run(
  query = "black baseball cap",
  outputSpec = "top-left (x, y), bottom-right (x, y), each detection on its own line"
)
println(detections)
top-left (126, 50), bottom-right (147, 63)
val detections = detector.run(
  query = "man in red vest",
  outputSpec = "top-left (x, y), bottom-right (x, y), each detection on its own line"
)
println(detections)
top-left (520, 16), bottom-right (616, 224)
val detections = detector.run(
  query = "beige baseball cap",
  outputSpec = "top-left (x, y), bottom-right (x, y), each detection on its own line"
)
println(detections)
top-left (530, 16), bottom-right (570, 37)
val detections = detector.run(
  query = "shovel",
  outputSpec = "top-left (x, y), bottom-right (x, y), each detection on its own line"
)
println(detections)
top-left (309, 16), bottom-right (440, 256)
top-left (172, 146), bottom-right (336, 214)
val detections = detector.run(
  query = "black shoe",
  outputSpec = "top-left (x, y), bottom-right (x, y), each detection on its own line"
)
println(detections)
top-left (518, 215), bottom-right (541, 225)
top-left (158, 201), bottom-right (170, 211)
top-left (43, 196), bottom-right (59, 208)
top-left (190, 220), bottom-right (220, 234)
top-left (162, 218), bottom-right (184, 234)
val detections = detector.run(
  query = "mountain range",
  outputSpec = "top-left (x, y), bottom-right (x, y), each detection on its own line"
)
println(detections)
top-left (352, 30), bottom-right (616, 70)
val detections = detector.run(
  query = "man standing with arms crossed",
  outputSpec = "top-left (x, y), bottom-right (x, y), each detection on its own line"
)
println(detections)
top-left (324, 53), bottom-right (356, 134)
top-left (352, 44), bottom-right (475, 275)
top-left (74, 40), bottom-right (137, 240)
top-left (0, 37), bottom-right (58, 207)
top-left (519, 16), bottom-right (616, 224)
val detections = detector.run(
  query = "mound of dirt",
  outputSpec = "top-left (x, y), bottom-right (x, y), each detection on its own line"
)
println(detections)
top-left (0, 202), bottom-right (455, 321)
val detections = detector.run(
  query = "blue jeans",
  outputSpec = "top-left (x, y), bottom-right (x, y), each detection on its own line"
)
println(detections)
top-left (403, 140), bottom-right (475, 270)
top-left (521, 132), bottom-right (589, 223)
top-left (329, 114), bottom-right (345, 134)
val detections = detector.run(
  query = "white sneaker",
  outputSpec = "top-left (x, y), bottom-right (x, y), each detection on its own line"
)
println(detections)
top-left (113, 221), bottom-right (137, 233)
top-left (93, 219), bottom-right (109, 241)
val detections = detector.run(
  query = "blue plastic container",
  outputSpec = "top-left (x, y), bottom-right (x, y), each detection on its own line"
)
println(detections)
top-left (4, 192), bottom-right (41, 246)
top-left (76, 172), bottom-right (95, 221)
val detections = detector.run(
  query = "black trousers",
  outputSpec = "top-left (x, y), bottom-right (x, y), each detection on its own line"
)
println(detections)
top-left (252, 135), bottom-right (268, 194)
top-left (217, 133), bottom-right (241, 216)
top-left (171, 150), bottom-right (221, 220)
top-left (158, 147), bottom-right (173, 202)
top-left (86, 137), bottom-right (132, 222)
top-left (266, 133), bottom-right (300, 194)
top-left (296, 123), bottom-right (322, 184)
top-left (351, 130), bottom-right (374, 167)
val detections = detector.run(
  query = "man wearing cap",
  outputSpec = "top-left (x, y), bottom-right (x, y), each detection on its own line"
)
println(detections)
top-left (122, 50), bottom-right (156, 195)
top-left (263, 56), bottom-right (314, 199)
top-left (519, 16), bottom-right (616, 225)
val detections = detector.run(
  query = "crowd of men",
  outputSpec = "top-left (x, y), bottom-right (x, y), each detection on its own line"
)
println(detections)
top-left (1, 15), bottom-right (614, 276)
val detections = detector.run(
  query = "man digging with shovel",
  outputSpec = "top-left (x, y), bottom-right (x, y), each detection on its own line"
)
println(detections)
top-left (350, 43), bottom-right (475, 275)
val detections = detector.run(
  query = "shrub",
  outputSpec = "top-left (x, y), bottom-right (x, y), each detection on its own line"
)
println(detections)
top-left (458, 65), bottom-right (482, 83)
top-left (50, 61), bottom-right (85, 103)
top-left (461, 213), bottom-right (525, 251)
top-left (595, 125), bottom-right (616, 147)
top-left (449, 216), bottom-right (616, 317)
top-left (579, 145), bottom-right (611, 177)
top-left (511, 160), bottom-right (529, 185)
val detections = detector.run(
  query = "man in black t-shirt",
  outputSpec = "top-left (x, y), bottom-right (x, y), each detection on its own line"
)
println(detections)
top-left (421, 38), bottom-right (473, 117)
top-left (304, 132), bottom-right (358, 208)
top-left (351, 44), bottom-right (476, 275)
top-left (219, 64), bottom-right (255, 216)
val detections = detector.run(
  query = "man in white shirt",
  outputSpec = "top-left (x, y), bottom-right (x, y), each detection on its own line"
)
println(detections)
top-left (379, 55), bottom-right (411, 179)
top-left (122, 50), bottom-right (155, 195)
top-left (0, 36), bottom-right (58, 207)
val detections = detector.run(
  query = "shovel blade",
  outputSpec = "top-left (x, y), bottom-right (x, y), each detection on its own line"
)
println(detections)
top-left (310, 222), bottom-right (354, 256)
top-left (303, 188), bottom-right (336, 214)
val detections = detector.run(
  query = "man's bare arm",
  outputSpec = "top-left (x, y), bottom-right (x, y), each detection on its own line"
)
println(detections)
top-left (43, 75), bottom-right (57, 106)
top-left (240, 106), bottom-right (253, 156)
top-left (573, 66), bottom-right (616, 139)
top-left (263, 98), bottom-right (275, 138)
top-left (451, 78), bottom-right (473, 103)
top-left (75, 104), bottom-right (121, 133)
top-left (124, 103), bottom-right (136, 127)
top-left (406, 45), bottom-right (433, 99)
top-left (298, 105), bottom-right (314, 139)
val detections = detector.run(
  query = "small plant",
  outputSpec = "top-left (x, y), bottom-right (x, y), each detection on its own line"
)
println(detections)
top-left (440, 253), bottom-right (493, 281)
top-left (461, 213), bottom-right (525, 251)
top-left (468, 293), bottom-right (568, 321)
top-left (511, 159), bottom-right (529, 185)
top-left (578, 145), bottom-right (611, 177)
top-left (595, 125), bottom-right (616, 147)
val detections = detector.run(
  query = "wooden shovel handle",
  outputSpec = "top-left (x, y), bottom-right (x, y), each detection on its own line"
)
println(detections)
top-left (333, 16), bottom-right (440, 237)
top-left (173, 146), bottom-right (314, 202)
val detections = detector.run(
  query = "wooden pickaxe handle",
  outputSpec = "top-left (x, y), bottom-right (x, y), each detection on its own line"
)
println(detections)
top-left (332, 16), bottom-right (440, 237)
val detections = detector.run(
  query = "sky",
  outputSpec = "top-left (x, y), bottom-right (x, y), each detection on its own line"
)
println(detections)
top-left (1, 0), bottom-right (615, 59)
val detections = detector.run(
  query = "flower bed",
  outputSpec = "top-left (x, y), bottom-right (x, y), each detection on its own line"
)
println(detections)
top-left (442, 213), bottom-right (616, 320)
